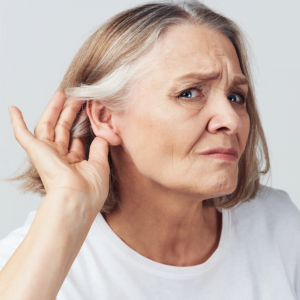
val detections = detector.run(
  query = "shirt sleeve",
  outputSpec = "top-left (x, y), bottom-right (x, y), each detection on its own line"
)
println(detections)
top-left (0, 211), bottom-right (37, 271)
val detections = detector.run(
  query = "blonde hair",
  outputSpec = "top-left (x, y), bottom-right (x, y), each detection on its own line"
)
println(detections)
top-left (12, 0), bottom-right (270, 212)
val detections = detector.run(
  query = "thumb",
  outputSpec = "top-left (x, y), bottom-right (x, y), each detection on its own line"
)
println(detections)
top-left (88, 137), bottom-right (109, 167)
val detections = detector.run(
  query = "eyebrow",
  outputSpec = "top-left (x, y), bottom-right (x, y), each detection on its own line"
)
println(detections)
top-left (173, 72), bottom-right (219, 84)
top-left (231, 75), bottom-right (249, 86)
top-left (173, 72), bottom-right (249, 86)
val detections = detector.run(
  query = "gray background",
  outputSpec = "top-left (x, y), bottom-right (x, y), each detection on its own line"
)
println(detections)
top-left (1, 0), bottom-right (299, 239)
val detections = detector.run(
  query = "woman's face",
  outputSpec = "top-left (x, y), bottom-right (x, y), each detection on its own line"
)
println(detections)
top-left (115, 24), bottom-right (250, 199)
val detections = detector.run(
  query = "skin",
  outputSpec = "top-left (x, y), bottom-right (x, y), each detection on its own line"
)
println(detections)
top-left (88, 24), bottom-right (250, 266)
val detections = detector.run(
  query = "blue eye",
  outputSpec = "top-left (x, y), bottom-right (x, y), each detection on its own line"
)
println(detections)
top-left (181, 90), bottom-right (197, 98)
top-left (179, 88), bottom-right (203, 99)
top-left (227, 93), bottom-right (245, 104)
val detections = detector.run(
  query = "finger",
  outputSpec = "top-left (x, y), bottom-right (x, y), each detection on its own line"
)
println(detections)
top-left (54, 100), bottom-right (82, 149)
top-left (9, 106), bottom-right (37, 153)
top-left (34, 90), bottom-right (66, 141)
top-left (66, 138), bottom-right (86, 163)
top-left (88, 137), bottom-right (109, 167)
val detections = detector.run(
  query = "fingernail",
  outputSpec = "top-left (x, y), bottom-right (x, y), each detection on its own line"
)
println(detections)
top-left (8, 106), bottom-right (11, 114)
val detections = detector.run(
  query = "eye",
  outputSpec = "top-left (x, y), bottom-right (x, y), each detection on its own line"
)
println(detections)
top-left (179, 87), bottom-right (204, 99)
top-left (227, 92), bottom-right (246, 105)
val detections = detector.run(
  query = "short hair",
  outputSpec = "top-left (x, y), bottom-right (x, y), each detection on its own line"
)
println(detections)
top-left (12, 1), bottom-right (270, 213)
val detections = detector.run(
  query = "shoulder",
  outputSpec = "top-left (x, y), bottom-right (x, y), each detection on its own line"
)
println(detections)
top-left (232, 185), bottom-right (300, 225)
top-left (228, 187), bottom-right (300, 296)
top-left (231, 185), bottom-right (300, 246)
top-left (0, 211), bottom-right (36, 271)
top-left (256, 186), bottom-right (300, 218)
top-left (236, 186), bottom-right (300, 225)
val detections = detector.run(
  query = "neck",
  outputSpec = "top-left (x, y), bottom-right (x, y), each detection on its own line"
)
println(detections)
top-left (104, 166), bottom-right (222, 267)
top-left (104, 147), bottom-right (222, 266)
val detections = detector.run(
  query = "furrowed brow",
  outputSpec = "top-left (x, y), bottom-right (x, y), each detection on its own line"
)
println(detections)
top-left (173, 72), bottom-right (220, 84)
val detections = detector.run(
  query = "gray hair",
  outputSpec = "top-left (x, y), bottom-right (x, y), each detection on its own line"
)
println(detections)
top-left (12, 1), bottom-right (270, 213)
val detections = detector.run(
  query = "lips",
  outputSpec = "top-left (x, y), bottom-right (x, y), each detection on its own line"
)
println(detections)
top-left (199, 147), bottom-right (239, 159)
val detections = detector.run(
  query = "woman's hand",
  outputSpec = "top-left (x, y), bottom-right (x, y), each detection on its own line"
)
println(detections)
top-left (9, 90), bottom-right (110, 213)
top-left (0, 91), bottom-right (110, 299)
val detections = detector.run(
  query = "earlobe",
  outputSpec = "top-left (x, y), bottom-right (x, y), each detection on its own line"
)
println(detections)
top-left (86, 101), bottom-right (122, 146)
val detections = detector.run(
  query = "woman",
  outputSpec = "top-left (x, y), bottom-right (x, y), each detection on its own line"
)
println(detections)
top-left (0, 1), bottom-right (299, 299)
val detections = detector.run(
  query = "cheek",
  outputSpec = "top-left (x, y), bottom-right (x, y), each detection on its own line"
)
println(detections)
top-left (120, 104), bottom-right (174, 163)
top-left (118, 100), bottom-right (201, 180)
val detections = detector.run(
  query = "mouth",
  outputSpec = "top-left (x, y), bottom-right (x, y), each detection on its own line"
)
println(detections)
top-left (198, 147), bottom-right (239, 161)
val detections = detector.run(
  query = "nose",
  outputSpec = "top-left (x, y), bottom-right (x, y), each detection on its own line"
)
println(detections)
top-left (206, 95), bottom-right (243, 135)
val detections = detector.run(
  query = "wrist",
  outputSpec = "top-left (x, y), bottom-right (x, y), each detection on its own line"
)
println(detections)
top-left (41, 189), bottom-right (98, 225)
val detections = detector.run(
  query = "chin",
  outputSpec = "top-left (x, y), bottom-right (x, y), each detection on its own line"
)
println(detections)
top-left (199, 174), bottom-right (238, 199)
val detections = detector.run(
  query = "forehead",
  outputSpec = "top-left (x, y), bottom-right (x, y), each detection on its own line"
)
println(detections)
top-left (143, 24), bottom-right (243, 81)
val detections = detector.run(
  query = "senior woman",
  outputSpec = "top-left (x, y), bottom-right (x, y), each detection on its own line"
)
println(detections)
top-left (1, 1), bottom-right (299, 299)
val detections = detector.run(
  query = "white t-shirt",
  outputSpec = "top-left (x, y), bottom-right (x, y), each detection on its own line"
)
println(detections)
top-left (1, 186), bottom-right (300, 299)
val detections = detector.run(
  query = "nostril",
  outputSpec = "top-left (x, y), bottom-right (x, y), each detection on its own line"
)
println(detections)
top-left (217, 126), bottom-right (228, 131)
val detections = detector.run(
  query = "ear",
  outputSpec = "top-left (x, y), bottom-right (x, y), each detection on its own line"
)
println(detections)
top-left (86, 100), bottom-right (122, 146)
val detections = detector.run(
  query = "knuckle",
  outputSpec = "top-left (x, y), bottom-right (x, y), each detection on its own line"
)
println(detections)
top-left (35, 121), bottom-right (53, 132)
top-left (14, 131), bottom-right (20, 141)
top-left (35, 124), bottom-right (54, 140)
top-left (13, 127), bottom-right (22, 140)
top-left (42, 121), bottom-right (54, 127)
top-left (57, 119), bottom-right (71, 130)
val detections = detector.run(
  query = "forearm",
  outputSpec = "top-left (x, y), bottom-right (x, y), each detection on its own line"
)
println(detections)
top-left (0, 191), bottom-right (96, 300)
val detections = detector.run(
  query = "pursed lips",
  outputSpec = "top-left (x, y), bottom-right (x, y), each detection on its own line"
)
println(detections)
top-left (198, 147), bottom-right (239, 161)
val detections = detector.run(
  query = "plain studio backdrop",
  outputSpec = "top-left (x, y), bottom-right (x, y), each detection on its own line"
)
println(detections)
top-left (0, 0), bottom-right (299, 239)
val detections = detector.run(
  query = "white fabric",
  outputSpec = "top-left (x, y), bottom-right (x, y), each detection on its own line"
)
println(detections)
top-left (1, 186), bottom-right (300, 299)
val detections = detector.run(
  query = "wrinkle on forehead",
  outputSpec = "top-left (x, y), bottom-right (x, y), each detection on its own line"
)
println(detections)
top-left (131, 24), bottom-right (245, 94)
top-left (159, 24), bottom-right (234, 58)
